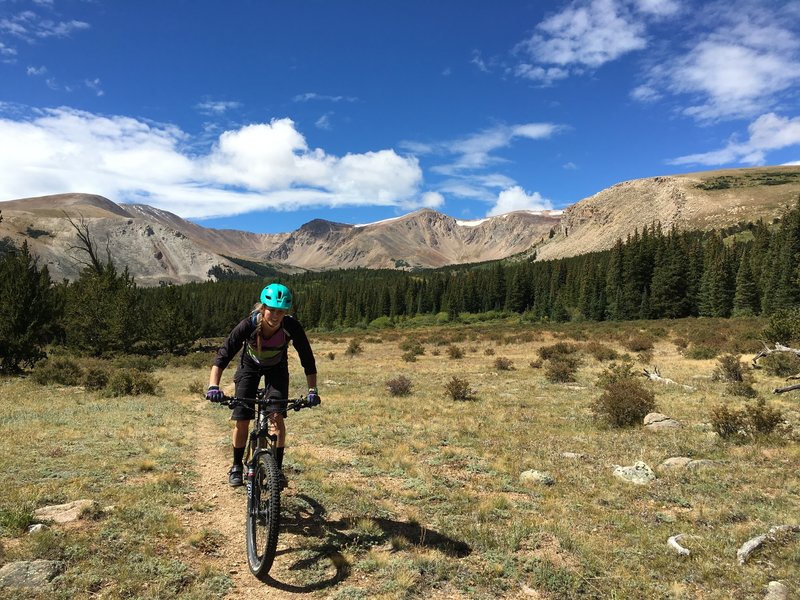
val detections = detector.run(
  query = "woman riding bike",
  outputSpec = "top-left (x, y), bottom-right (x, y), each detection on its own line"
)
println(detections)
top-left (206, 283), bottom-right (319, 487)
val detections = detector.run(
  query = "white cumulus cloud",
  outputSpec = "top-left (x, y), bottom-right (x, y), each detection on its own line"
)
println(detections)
top-left (669, 112), bottom-right (800, 166)
top-left (0, 107), bottom-right (426, 219)
top-left (488, 186), bottom-right (553, 216)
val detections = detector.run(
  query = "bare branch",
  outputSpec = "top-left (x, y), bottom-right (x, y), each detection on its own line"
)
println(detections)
top-left (753, 342), bottom-right (800, 367)
top-left (63, 211), bottom-right (111, 275)
top-left (773, 384), bottom-right (800, 394)
top-left (642, 366), bottom-right (695, 391)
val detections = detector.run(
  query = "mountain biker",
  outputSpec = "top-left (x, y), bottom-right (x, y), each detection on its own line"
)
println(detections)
top-left (206, 283), bottom-right (319, 487)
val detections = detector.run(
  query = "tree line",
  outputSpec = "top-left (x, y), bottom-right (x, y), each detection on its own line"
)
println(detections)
top-left (1, 200), bottom-right (799, 372)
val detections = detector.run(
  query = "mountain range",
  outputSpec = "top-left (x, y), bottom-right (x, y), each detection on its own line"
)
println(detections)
top-left (1, 165), bottom-right (798, 286)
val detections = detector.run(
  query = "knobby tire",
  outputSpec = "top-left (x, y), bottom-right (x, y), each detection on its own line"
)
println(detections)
top-left (246, 451), bottom-right (281, 579)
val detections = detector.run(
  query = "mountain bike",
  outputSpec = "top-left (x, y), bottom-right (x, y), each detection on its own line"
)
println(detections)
top-left (210, 390), bottom-right (319, 579)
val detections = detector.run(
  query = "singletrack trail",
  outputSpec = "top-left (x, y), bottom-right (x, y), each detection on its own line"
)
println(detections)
top-left (178, 398), bottom-right (344, 599)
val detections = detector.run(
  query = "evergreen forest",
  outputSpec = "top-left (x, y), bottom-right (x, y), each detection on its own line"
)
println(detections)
top-left (1, 200), bottom-right (799, 371)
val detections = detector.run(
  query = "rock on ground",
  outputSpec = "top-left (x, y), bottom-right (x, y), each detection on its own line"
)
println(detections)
top-left (613, 461), bottom-right (656, 485)
top-left (0, 560), bottom-right (60, 590)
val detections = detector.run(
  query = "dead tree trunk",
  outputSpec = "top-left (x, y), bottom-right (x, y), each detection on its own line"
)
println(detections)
top-left (642, 366), bottom-right (695, 391)
top-left (752, 342), bottom-right (800, 368)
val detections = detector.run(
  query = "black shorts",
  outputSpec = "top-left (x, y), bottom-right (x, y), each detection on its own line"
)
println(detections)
top-left (231, 366), bottom-right (290, 421)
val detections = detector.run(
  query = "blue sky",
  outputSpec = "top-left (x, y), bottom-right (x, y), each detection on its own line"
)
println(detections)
top-left (1, 0), bottom-right (799, 233)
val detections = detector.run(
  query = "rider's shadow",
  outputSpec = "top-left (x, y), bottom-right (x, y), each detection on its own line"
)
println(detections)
top-left (262, 493), bottom-right (471, 592)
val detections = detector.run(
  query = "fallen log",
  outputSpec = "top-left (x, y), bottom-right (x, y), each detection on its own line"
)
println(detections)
top-left (752, 343), bottom-right (800, 368)
top-left (736, 525), bottom-right (799, 565)
top-left (773, 384), bottom-right (800, 394)
top-left (642, 366), bottom-right (695, 391)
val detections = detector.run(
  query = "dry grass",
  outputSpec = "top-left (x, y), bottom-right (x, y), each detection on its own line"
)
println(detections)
top-left (2, 316), bottom-right (799, 598)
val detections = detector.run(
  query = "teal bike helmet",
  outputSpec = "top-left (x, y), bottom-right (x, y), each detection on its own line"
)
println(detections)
top-left (260, 283), bottom-right (293, 310)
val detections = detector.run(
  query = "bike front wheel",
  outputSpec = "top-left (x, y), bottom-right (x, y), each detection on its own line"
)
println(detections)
top-left (246, 451), bottom-right (281, 579)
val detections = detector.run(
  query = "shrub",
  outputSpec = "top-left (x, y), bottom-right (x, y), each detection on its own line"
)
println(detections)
top-left (712, 354), bottom-right (745, 382)
top-left (494, 357), bottom-right (514, 371)
top-left (83, 366), bottom-right (110, 391)
top-left (745, 398), bottom-right (785, 435)
top-left (529, 358), bottom-right (543, 369)
top-left (584, 342), bottom-right (618, 362)
top-left (105, 369), bottom-right (161, 397)
top-left (762, 307), bottom-right (800, 346)
top-left (591, 378), bottom-right (657, 427)
top-left (386, 376), bottom-right (413, 397)
top-left (538, 342), bottom-right (579, 361)
top-left (445, 376), bottom-right (475, 401)
top-left (760, 352), bottom-right (800, 377)
top-left (725, 380), bottom-right (757, 398)
top-left (595, 359), bottom-right (637, 388)
top-left (711, 398), bottom-right (785, 438)
top-left (401, 351), bottom-right (418, 363)
top-left (30, 358), bottom-right (85, 386)
top-left (431, 349), bottom-right (441, 356)
top-left (399, 340), bottom-right (425, 355)
top-left (345, 339), bottom-right (363, 356)
top-left (447, 345), bottom-right (465, 359)
top-left (545, 355), bottom-right (580, 383)
top-left (484, 348), bottom-right (495, 356)
top-left (623, 334), bottom-right (654, 353)
top-left (685, 345), bottom-right (718, 360)
top-left (112, 355), bottom-right (161, 372)
top-left (673, 337), bottom-right (689, 351)
top-left (169, 352), bottom-right (213, 369)
top-left (327, 352), bottom-right (336, 361)
top-left (187, 380), bottom-right (205, 395)
top-left (710, 403), bottom-right (745, 438)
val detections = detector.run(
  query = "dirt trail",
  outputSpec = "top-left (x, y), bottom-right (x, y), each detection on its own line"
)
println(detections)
top-left (179, 400), bottom-right (344, 599)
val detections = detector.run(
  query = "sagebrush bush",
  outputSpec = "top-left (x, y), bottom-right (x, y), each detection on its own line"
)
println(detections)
top-left (710, 403), bottom-right (745, 438)
top-left (484, 347), bottom-right (495, 356)
top-left (169, 352), bottom-right (213, 369)
top-left (445, 376), bottom-right (474, 401)
top-left (447, 345), bottom-right (465, 359)
top-left (711, 398), bottom-right (784, 438)
top-left (399, 341), bottom-right (425, 356)
top-left (725, 380), bottom-right (757, 398)
top-left (529, 358), bottom-right (543, 369)
top-left (545, 355), bottom-right (580, 383)
top-left (187, 380), bottom-right (205, 395)
top-left (345, 339), bottom-right (363, 356)
top-left (112, 355), bottom-right (161, 372)
top-left (327, 352), bottom-right (336, 361)
top-left (105, 369), bottom-right (161, 397)
top-left (83, 366), bottom-right (110, 391)
top-left (673, 337), bottom-right (689, 351)
top-left (386, 375), bottom-right (413, 397)
top-left (31, 358), bottom-right (85, 386)
top-left (623, 334), bottom-right (654, 353)
top-left (712, 354), bottom-right (745, 382)
top-left (595, 359), bottom-right (636, 388)
top-left (591, 378), bottom-right (656, 427)
top-left (401, 351), bottom-right (417, 363)
top-left (537, 342), bottom-right (579, 361)
top-left (493, 357), bottom-right (514, 371)
top-left (760, 352), bottom-right (800, 377)
top-left (685, 345), bottom-right (718, 360)
top-left (584, 341), bottom-right (618, 362)
top-left (745, 398), bottom-right (785, 435)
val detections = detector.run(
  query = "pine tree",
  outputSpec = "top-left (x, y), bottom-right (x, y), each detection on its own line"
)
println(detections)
top-left (0, 242), bottom-right (61, 372)
top-left (732, 247), bottom-right (760, 316)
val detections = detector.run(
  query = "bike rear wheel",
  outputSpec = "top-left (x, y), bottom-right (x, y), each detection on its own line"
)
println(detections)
top-left (246, 451), bottom-right (281, 579)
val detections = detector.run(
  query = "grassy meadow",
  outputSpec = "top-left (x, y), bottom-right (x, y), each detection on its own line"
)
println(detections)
top-left (1, 316), bottom-right (799, 599)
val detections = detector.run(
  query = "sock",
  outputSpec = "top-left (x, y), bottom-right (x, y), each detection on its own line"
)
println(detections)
top-left (275, 447), bottom-right (285, 470)
top-left (233, 446), bottom-right (245, 467)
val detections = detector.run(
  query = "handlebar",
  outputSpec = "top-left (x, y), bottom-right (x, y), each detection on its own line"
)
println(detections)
top-left (209, 394), bottom-right (319, 412)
